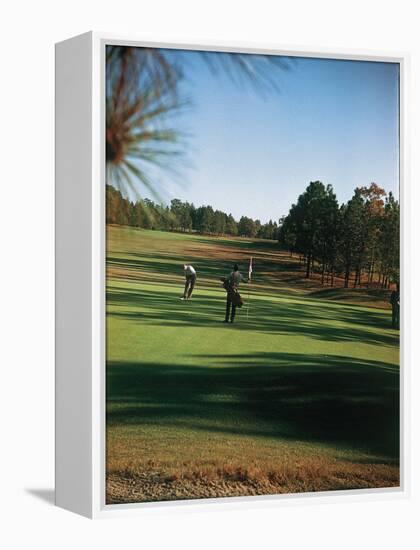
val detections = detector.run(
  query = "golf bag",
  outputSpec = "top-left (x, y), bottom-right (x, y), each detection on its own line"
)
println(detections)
top-left (220, 277), bottom-right (243, 308)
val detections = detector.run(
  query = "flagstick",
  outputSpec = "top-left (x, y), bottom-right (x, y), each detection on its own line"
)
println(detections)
top-left (246, 279), bottom-right (251, 321)
top-left (247, 257), bottom-right (252, 320)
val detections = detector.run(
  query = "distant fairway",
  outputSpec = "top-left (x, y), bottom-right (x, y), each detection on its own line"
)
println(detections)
top-left (106, 225), bottom-right (399, 503)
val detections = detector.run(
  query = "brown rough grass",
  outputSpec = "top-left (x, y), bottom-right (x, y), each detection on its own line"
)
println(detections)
top-left (106, 458), bottom-right (399, 504)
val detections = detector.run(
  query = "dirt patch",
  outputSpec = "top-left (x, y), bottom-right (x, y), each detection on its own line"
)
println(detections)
top-left (106, 462), bottom-right (399, 504)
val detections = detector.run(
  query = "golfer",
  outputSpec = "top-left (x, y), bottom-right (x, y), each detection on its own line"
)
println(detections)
top-left (390, 283), bottom-right (400, 328)
top-left (181, 264), bottom-right (197, 300)
top-left (222, 264), bottom-right (246, 323)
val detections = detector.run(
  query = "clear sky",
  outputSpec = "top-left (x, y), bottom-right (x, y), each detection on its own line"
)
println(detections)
top-left (141, 51), bottom-right (400, 224)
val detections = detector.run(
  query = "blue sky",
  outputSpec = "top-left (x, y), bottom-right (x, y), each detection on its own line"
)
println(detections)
top-left (141, 51), bottom-right (400, 223)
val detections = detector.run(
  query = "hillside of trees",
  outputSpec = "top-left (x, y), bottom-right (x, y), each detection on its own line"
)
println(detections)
top-left (278, 181), bottom-right (399, 289)
top-left (106, 185), bottom-right (279, 239)
top-left (107, 180), bottom-right (399, 289)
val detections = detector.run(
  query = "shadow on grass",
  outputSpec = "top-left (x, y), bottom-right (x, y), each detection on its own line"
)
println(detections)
top-left (107, 241), bottom-right (302, 288)
top-left (107, 285), bottom-right (399, 347)
top-left (192, 236), bottom-right (281, 252)
top-left (107, 352), bottom-right (399, 461)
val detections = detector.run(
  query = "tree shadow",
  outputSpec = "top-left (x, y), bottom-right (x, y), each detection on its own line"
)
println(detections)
top-left (107, 285), bottom-right (399, 347)
top-left (192, 236), bottom-right (280, 252)
top-left (107, 352), bottom-right (399, 461)
top-left (107, 238), bottom-right (302, 288)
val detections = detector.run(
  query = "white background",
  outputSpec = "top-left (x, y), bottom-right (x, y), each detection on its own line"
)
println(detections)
top-left (1, 0), bottom-right (418, 548)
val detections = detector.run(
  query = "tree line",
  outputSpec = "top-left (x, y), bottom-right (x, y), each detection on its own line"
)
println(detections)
top-left (278, 181), bottom-right (399, 288)
top-left (106, 185), bottom-right (280, 239)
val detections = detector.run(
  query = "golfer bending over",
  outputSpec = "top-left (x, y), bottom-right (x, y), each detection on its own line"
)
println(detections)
top-left (181, 264), bottom-right (197, 300)
top-left (222, 264), bottom-right (246, 323)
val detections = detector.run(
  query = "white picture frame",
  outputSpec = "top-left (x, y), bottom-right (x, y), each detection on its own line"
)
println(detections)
top-left (55, 31), bottom-right (410, 518)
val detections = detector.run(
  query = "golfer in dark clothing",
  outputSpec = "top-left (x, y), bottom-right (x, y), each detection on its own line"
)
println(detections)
top-left (181, 264), bottom-right (196, 300)
top-left (222, 264), bottom-right (245, 323)
top-left (390, 284), bottom-right (400, 328)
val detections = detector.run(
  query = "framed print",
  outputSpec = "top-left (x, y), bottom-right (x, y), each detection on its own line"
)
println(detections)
top-left (55, 32), bottom-right (409, 518)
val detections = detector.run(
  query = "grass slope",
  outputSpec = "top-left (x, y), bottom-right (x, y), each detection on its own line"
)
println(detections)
top-left (106, 225), bottom-right (400, 503)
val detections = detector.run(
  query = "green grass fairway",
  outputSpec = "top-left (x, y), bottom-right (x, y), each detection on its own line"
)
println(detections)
top-left (106, 225), bottom-right (400, 503)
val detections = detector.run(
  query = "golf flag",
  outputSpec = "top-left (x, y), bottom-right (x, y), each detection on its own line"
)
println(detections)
top-left (246, 258), bottom-right (252, 320)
